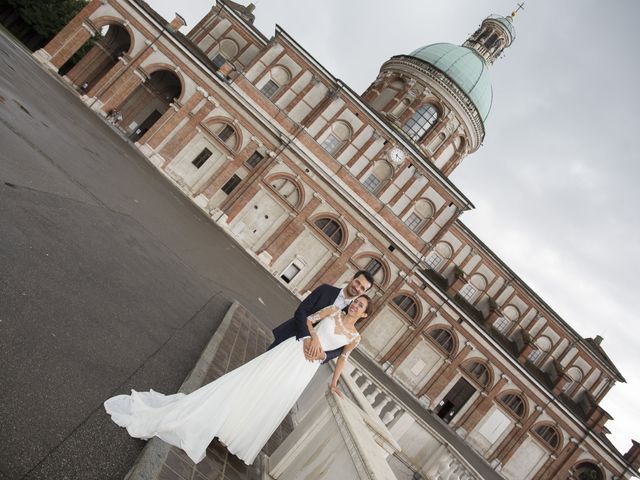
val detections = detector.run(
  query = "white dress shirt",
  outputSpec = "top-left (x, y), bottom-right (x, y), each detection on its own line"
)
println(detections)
top-left (333, 287), bottom-right (354, 310)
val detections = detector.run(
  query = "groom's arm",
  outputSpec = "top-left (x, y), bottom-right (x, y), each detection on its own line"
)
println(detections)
top-left (322, 347), bottom-right (343, 364)
top-left (293, 285), bottom-right (329, 339)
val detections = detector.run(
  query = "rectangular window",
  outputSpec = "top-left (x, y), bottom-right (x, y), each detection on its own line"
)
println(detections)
top-left (426, 252), bottom-right (443, 269)
top-left (320, 133), bottom-right (341, 155)
top-left (221, 174), bottom-right (242, 195)
top-left (260, 79), bottom-right (280, 99)
top-left (460, 283), bottom-right (477, 301)
top-left (191, 148), bottom-right (212, 169)
top-left (212, 53), bottom-right (226, 69)
top-left (281, 263), bottom-right (301, 283)
top-left (528, 349), bottom-right (543, 364)
top-left (363, 174), bottom-right (381, 193)
top-left (404, 212), bottom-right (422, 232)
top-left (218, 125), bottom-right (234, 142)
top-left (245, 151), bottom-right (265, 169)
top-left (493, 317), bottom-right (510, 333)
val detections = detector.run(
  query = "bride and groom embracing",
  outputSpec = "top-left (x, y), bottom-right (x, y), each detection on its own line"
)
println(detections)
top-left (104, 270), bottom-right (375, 465)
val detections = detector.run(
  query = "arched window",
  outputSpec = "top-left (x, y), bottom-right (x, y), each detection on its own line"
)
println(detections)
top-left (499, 393), bottom-right (526, 418)
top-left (402, 104), bottom-right (438, 142)
top-left (528, 348), bottom-right (543, 364)
top-left (393, 295), bottom-right (419, 320)
top-left (574, 462), bottom-right (603, 480)
top-left (269, 176), bottom-right (301, 207)
top-left (260, 65), bottom-right (291, 99)
top-left (260, 80), bottom-right (279, 98)
top-left (363, 160), bottom-right (393, 193)
top-left (354, 255), bottom-right (388, 286)
top-left (364, 258), bottom-right (383, 276)
top-left (484, 33), bottom-right (499, 49)
top-left (428, 328), bottom-right (454, 354)
top-left (459, 273), bottom-right (486, 303)
top-left (212, 123), bottom-right (238, 150)
top-left (528, 336), bottom-right (552, 365)
top-left (321, 121), bottom-right (352, 155)
top-left (493, 317), bottom-right (510, 333)
top-left (459, 283), bottom-right (477, 301)
top-left (533, 424), bottom-right (560, 450)
top-left (404, 199), bottom-right (434, 233)
top-left (462, 361), bottom-right (491, 388)
top-left (493, 305), bottom-right (520, 333)
top-left (562, 367), bottom-right (584, 395)
top-left (314, 217), bottom-right (344, 246)
top-left (426, 242), bottom-right (453, 271)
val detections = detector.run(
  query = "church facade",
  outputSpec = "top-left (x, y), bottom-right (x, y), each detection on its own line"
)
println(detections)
top-left (34, 1), bottom-right (640, 479)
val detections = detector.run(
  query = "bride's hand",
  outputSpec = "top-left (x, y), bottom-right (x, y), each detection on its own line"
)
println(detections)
top-left (329, 384), bottom-right (344, 399)
top-left (303, 338), bottom-right (325, 362)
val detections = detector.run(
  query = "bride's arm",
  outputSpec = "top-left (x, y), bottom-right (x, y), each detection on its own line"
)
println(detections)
top-left (305, 306), bottom-right (338, 361)
top-left (329, 337), bottom-right (360, 398)
top-left (306, 305), bottom-right (338, 325)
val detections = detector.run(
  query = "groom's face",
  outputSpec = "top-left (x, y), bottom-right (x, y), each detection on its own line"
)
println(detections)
top-left (346, 274), bottom-right (371, 298)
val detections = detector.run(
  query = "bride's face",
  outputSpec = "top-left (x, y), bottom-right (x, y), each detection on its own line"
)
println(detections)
top-left (348, 297), bottom-right (369, 319)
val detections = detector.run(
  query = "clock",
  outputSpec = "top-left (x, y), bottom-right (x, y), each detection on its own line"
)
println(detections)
top-left (388, 147), bottom-right (406, 165)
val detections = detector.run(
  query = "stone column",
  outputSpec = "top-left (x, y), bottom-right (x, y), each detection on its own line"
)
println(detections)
top-left (85, 54), bottom-right (128, 98)
top-left (66, 42), bottom-right (109, 85)
top-left (100, 67), bottom-right (146, 114)
top-left (397, 94), bottom-right (424, 124)
top-left (140, 88), bottom-right (208, 150)
top-left (381, 81), bottom-right (412, 116)
top-left (34, 0), bottom-right (103, 69)
top-left (159, 96), bottom-right (216, 165)
top-left (539, 437), bottom-right (582, 480)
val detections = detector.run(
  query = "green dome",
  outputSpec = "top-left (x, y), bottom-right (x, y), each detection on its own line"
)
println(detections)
top-left (410, 43), bottom-right (492, 122)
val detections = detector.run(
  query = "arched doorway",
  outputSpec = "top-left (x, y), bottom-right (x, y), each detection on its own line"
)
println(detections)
top-left (116, 69), bottom-right (182, 141)
top-left (60, 24), bottom-right (132, 89)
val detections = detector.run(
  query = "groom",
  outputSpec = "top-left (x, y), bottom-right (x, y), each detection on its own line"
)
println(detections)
top-left (269, 270), bottom-right (374, 363)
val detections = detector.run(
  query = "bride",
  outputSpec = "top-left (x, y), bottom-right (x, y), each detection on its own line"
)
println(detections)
top-left (104, 294), bottom-right (372, 465)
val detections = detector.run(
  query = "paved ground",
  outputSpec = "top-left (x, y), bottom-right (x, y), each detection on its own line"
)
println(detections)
top-left (0, 30), bottom-right (299, 480)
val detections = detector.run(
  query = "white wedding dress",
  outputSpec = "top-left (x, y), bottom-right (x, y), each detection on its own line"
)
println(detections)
top-left (104, 306), bottom-right (359, 465)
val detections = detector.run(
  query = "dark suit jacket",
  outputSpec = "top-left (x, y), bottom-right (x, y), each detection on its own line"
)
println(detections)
top-left (269, 284), bottom-right (344, 363)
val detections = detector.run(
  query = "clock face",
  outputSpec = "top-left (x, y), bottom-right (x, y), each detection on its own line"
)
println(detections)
top-left (388, 147), bottom-right (405, 164)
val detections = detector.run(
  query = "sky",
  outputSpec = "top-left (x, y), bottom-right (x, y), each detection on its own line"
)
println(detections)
top-left (146, 0), bottom-right (640, 459)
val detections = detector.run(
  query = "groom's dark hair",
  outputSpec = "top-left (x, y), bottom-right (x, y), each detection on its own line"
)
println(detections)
top-left (354, 270), bottom-right (374, 288)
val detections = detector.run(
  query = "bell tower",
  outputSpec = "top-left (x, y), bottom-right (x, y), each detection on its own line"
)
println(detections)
top-left (463, 11), bottom-right (518, 65)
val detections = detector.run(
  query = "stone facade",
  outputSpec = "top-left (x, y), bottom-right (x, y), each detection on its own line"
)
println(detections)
top-left (35, 1), bottom-right (638, 479)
